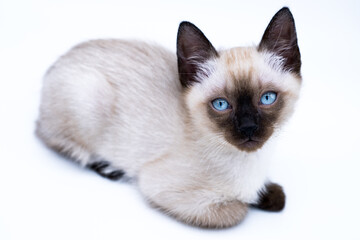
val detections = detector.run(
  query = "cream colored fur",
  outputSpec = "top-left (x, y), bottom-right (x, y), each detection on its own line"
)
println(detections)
top-left (37, 39), bottom-right (300, 228)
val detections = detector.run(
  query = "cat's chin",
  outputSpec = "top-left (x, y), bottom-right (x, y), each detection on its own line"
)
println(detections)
top-left (236, 139), bottom-right (265, 152)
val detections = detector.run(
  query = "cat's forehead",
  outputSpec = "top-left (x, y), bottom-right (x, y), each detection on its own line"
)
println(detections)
top-left (218, 47), bottom-right (285, 93)
top-left (190, 47), bottom-right (300, 103)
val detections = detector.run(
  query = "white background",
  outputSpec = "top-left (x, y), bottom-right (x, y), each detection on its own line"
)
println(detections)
top-left (1, 0), bottom-right (360, 239)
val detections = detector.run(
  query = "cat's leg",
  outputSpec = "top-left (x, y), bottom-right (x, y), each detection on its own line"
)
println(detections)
top-left (36, 121), bottom-right (92, 165)
top-left (36, 121), bottom-right (125, 180)
top-left (138, 159), bottom-right (248, 228)
top-left (152, 196), bottom-right (248, 229)
top-left (252, 182), bottom-right (286, 211)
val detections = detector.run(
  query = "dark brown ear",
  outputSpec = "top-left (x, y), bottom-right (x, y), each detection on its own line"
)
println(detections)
top-left (177, 21), bottom-right (218, 88)
top-left (258, 7), bottom-right (301, 75)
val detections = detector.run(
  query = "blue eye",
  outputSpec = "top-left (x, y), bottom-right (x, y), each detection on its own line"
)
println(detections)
top-left (260, 92), bottom-right (277, 105)
top-left (212, 98), bottom-right (230, 111)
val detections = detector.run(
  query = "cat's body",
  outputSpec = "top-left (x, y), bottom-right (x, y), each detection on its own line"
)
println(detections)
top-left (37, 40), bottom-right (183, 176)
top-left (36, 7), bottom-right (301, 228)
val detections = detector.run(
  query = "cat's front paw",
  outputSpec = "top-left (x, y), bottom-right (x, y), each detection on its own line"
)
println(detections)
top-left (253, 183), bottom-right (285, 212)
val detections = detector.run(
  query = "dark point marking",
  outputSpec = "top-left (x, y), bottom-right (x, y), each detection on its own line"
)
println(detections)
top-left (252, 183), bottom-right (286, 212)
top-left (207, 85), bottom-right (284, 152)
top-left (107, 170), bottom-right (125, 180)
top-left (88, 161), bottom-right (125, 181)
top-left (89, 161), bottom-right (109, 171)
top-left (258, 7), bottom-right (301, 75)
top-left (177, 21), bottom-right (218, 88)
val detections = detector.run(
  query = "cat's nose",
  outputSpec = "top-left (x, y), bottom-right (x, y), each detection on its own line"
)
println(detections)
top-left (240, 124), bottom-right (258, 138)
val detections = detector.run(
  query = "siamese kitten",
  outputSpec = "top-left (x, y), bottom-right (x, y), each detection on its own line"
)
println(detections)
top-left (36, 7), bottom-right (301, 228)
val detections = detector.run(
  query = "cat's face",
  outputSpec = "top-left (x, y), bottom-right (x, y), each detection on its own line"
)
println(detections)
top-left (184, 47), bottom-right (301, 152)
top-left (177, 8), bottom-right (301, 152)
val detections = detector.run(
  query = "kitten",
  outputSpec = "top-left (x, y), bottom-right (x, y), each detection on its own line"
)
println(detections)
top-left (36, 7), bottom-right (301, 228)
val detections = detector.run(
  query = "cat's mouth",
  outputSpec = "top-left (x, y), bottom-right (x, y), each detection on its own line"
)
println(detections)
top-left (237, 138), bottom-right (264, 152)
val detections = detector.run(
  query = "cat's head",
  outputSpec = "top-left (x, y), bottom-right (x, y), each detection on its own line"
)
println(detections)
top-left (177, 7), bottom-right (301, 152)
